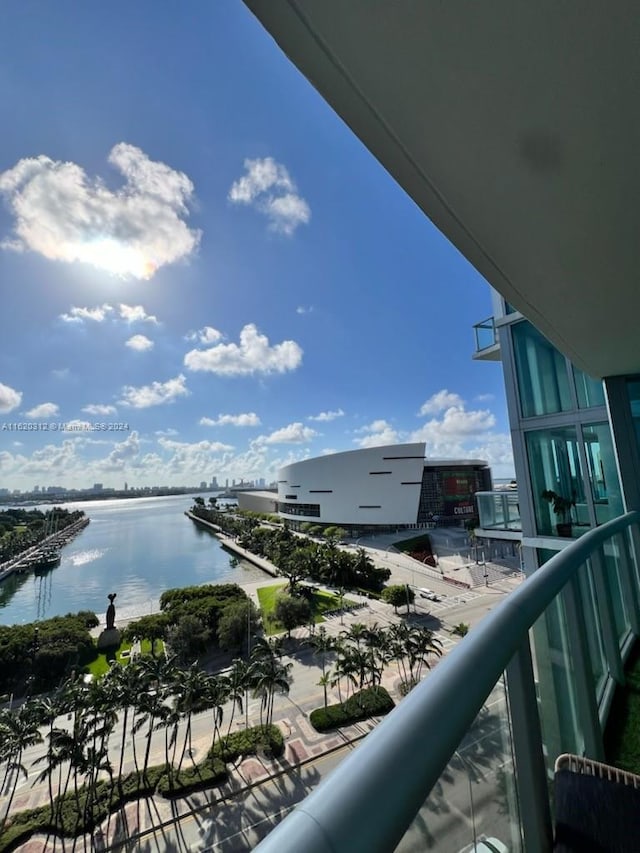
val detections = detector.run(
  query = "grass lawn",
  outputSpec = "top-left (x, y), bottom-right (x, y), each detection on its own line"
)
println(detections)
top-left (605, 642), bottom-right (640, 773)
top-left (257, 583), bottom-right (356, 635)
top-left (140, 638), bottom-right (165, 657)
top-left (84, 640), bottom-right (133, 678)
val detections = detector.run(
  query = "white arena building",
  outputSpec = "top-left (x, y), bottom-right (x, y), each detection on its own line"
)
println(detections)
top-left (274, 443), bottom-right (491, 533)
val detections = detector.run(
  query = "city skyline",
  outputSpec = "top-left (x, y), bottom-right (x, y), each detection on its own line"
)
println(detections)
top-left (0, 3), bottom-right (513, 491)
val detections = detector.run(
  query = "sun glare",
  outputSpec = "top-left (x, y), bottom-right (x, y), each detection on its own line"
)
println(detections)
top-left (72, 238), bottom-right (156, 279)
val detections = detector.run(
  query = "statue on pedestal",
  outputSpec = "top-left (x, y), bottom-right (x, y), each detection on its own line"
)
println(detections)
top-left (106, 593), bottom-right (117, 630)
top-left (97, 592), bottom-right (121, 650)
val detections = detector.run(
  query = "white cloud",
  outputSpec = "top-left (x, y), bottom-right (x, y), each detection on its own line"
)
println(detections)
top-left (119, 304), bottom-right (158, 324)
top-left (106, 431), bottom-right (141, 468)
top-left (184, 323), bottom-right (303, 376)
top-left (155, 428), bottom-right (178, 437)
top-left (475, 393), bottom-right (495, 402)
top-left (408, 396), bottom-right (512, 477)
top-left (296, 305), bottom-right (313, 315)
top-left (51, 368), bottom-right (71, 380)
top-left (119, 374), bottom-right (189, 408)
top-left (60, 304), bottom-right (113, 323)
top-left (60, 303), bottom-right (158, 325)
top-left (125, 334), bottom-right (154, 352)
top-left (186, 326), bottom-right (223, 344)
top-left (260, 422), bottom-right (318, 445)
top-left (25, 402), bottom-right (59, 419)
top-left (0, 382), bottom-right (22, 413)
top-left (199, 413), bottom-right (261, 427)
top-left (82, 404), bottom-right (117, 416)
top-left (229, 157), bottom-right (310, 235)
top-left (0, 143), bottom-right (200, 278)
top-left (354, 419), bottom-right (400, 448)
top-left (309, 409), bottom-right (344, 422)
top-left (418, 389), bottom-right (464, 416)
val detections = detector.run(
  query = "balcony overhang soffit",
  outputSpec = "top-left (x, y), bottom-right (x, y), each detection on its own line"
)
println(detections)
top-left (245, 1), bottom-right (640, 378)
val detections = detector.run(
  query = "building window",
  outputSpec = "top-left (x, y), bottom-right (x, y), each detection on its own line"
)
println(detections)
top-left (573, 367), bottom-right (605, 409)
top-left (369, 471), bottom-right (392, 475)
top-left (285, 494), bottom-right (297, 500)
top-left (582, 422), bottom-right (623, 524)
top-left (512, 320), bottom-right (572, 418)
top-left (525, 427), bottom-right (586, 536)
top-left (278, 502), bottom-right (320, 518)
top-left (359, 505), bottom-right (381, 509)
top-left (309, 490), bottom-right (333, 493)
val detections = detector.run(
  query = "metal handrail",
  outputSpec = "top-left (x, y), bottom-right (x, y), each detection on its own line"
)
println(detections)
top-left (255, 511), bottom-right (640, 853)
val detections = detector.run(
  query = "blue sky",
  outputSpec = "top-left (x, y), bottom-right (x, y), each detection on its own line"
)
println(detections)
top-left (0, 2), bottom-right (513, 491)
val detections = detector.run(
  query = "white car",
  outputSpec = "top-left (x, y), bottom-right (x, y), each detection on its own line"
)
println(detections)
top-left (419, 588), bottom-right (441, 602)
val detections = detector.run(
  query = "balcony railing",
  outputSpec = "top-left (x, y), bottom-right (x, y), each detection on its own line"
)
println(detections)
top-left (255, 511), bottom-right (640, 853)
top-left (473, 316), bottom-right (498, 353)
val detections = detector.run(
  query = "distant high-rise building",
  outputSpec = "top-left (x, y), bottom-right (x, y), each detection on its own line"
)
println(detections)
top-left (210, 476), bottom-right (219, 489)
top-left (93, 483), bottom-right (103, 491)
top-left (225, 479), bottom-right (229, 488)
top-left (124, 482), bottom-right (128, 491)
top-left (200, 481), bottom-right (207, 489)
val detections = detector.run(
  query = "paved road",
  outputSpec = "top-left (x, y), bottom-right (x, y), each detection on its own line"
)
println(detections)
top-left (120, 689), bottom-right (514, 852)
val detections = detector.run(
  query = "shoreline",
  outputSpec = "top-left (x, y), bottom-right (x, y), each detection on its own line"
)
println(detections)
top-left (185, 510), bottom-right (279, 578)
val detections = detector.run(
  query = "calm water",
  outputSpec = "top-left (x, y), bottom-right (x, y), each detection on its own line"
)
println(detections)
top-left (0, 494), bottom-right (268, 625)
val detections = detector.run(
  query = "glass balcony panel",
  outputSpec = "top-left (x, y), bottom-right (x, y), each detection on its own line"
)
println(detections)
top-left (578, 558), bottom-right (607, 694)
top-left (473, 317), bottom-right (497, 352)
top-left (394, 680), bottom-right (523, 852)
top-left (532, 596), bottom-right (584, 766)
top-left (601, 537), bottom-right (631, 642)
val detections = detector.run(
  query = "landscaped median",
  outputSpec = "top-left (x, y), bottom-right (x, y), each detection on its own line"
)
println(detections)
top-left (310, 686), bottom-right (395, 732)
top-left (0, 725), bottom-right (283, 853)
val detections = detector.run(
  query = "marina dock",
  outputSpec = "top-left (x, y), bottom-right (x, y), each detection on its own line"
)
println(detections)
top-left (0, 516), bottom-right (90, 582)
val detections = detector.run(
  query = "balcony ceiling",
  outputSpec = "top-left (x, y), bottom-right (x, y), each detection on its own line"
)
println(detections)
top-left (245, 1), bottom-right (640, 378)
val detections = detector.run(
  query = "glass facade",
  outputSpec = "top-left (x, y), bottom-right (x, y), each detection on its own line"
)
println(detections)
top-left (582, 422), bottom-right (624, 524)
top-left (526, 427), bottom-right (585, 536)
top-left (573, 367), bottom-right (606, 409)
top-left (512, 321), bottom-right (572, 418)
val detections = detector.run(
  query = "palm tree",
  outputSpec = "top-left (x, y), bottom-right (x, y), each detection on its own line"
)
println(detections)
top-left (0, 705), bottom-right (43, 835)
top-left (103, 660), bottom-right (141, 790)
top-left (27, 695), bottom-right (61, 821)
top-left (317, 672), bottom-right (332, 709)
top-left (248, 650), bottom-right (293, 730)
top-left (205, 674), bottom-right (229, 759)
top-left (224, 658), bottom-right (248, 735)
top-left (307, 626), bottom-right (335, 678)
top-left (332, 648), bottom-right (358, 701)
top-left (174, 663), bottom-right (212, 775)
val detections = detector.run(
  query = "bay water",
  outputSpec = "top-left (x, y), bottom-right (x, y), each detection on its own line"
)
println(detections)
top-left (0, 494), bottom-right (268, 625)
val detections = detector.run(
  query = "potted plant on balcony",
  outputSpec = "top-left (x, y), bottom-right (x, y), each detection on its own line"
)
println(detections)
top-left (541, 489), bottom-right (576, 537)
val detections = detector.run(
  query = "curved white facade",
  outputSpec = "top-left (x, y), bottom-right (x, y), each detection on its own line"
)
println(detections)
top-left (277, 443), bottom-right (426, 526)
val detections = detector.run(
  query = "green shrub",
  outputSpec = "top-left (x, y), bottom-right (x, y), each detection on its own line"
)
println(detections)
top-left (310, 686), bottom-right (394, 732)
top-left (157, 759), bottom-right (227, 797)
top-left (211, 724), bottom-right (284, 762)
